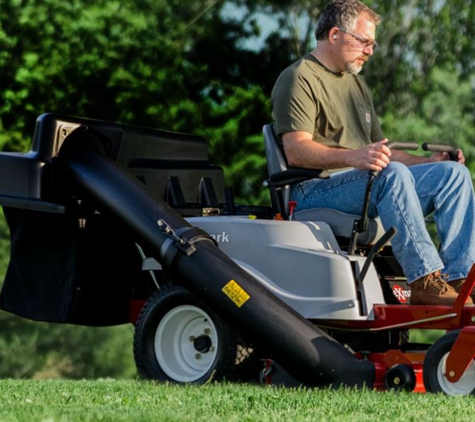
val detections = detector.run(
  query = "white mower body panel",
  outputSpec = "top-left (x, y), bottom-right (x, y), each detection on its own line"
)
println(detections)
top-left (187, 216), bottom-right (385, 321)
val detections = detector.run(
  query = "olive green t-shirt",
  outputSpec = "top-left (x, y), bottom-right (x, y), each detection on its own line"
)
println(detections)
top-left (271, 53), bottom-right (384, 172)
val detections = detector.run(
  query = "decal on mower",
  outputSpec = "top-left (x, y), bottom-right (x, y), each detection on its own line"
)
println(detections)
top-left (222, 279), bottom-right (250, 308)
top-left (209, 231), bottom-right (231, 243)
top-left (392, 284), bottom-right (411, 303)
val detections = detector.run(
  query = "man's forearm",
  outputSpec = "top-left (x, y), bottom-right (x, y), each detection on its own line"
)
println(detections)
top-left (282, 131), bottom-right (355, 170)
top-left (391, 150), bottom-right (432, 166)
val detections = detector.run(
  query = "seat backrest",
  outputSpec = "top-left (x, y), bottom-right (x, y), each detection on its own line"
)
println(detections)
top-left (263, 124), bottom-right (287, 174)
top-left (262, 124), bottom-right (291, 216)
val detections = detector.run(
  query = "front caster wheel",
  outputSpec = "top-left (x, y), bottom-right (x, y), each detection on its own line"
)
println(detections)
top-left (423, 330), bottom-right (475, 396)
top-left (385, 364), bottom-right (416, 392)
top-left (133, 284), bottom-right (254, 384)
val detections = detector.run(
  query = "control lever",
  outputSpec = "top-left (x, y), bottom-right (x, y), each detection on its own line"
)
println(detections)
top-left (422, 142), bottom-right (458, 161)
top-left (348, 141), bottom-right (418, 255)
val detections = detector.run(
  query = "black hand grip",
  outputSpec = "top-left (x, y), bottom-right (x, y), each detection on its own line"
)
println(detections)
top-left (422, 143), bottom-right (458, 161)
top-left (386, 141), bottom-right (419, 151)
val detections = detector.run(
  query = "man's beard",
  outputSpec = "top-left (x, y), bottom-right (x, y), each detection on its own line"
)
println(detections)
top-left (345, 60), bottom-right (363, 74)
top-left (345, 57), bottom-right (367, 74)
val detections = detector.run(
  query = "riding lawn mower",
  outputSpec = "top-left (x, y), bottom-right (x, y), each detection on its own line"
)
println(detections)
top-left (0, 113), bottom-right (474, 396)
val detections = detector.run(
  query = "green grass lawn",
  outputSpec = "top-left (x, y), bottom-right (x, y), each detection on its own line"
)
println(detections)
top-left (0, 379), bottom-right (474, 422)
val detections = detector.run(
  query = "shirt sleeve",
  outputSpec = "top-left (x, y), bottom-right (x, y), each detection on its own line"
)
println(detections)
top-left (271, 68), bottom-right (318, 137)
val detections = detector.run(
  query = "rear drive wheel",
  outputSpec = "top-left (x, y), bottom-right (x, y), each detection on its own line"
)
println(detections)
top-left (134, 284), bottom-right (253, 384)
top-left (423, 330), bottom-right (475, 396)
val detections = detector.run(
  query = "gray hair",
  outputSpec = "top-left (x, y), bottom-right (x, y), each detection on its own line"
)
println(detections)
top-left (315, 0), bottom-right (381, 41)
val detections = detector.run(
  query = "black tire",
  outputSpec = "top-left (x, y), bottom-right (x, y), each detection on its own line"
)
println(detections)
top-left (423, 330), bottom-right (475, 396)
top-left (384, 364), bottom-right (416, 392)
top-left (133, 284), bottom-right (251, 384)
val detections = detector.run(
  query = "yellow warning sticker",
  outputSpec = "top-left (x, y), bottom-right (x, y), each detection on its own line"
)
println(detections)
top-left (222, 279), bottom-right (250, 308)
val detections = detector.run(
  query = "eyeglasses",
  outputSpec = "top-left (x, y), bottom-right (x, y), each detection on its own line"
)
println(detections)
top-left (338, 27), bottom-right (378, 50)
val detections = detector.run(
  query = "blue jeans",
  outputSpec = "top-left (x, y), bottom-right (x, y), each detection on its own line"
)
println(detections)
top-left (290, 161), bottom-right (475, 283)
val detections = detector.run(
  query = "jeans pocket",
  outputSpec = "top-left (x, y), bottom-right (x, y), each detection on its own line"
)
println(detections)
top-left (298, 179), bottom-right (323, 197)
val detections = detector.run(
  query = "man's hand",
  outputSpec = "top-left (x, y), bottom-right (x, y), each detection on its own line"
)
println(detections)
top-left (430, 149), bottom-right (465, 165)
top-left (347, 139), bottom-right (391, 172)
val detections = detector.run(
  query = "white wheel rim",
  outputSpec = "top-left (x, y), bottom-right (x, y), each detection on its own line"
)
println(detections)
top-left (154, 305), bottom-right (218, 382)
top-left (437, 352), bottom-right (475, 396)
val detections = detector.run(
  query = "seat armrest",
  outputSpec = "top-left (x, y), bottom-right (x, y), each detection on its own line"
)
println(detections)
top-left (265, 168), bottom-right (327, 188)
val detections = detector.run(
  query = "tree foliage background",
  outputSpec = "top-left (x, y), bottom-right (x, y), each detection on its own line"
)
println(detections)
top-left (0, 0), bottom-right (474, 378)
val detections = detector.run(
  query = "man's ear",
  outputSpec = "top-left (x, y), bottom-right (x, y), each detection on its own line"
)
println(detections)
top-left (329, 27), bottom-right (339, 43)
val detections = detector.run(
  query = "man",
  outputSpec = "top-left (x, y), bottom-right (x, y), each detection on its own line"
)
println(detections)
top-left (271, 0), bottom-right (475, 306)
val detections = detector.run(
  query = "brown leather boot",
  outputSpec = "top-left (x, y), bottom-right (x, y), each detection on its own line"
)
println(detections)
top-left (410, 272), bottom-right (473, 305)
top-left (448, 279), bottom-right (475, 302)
